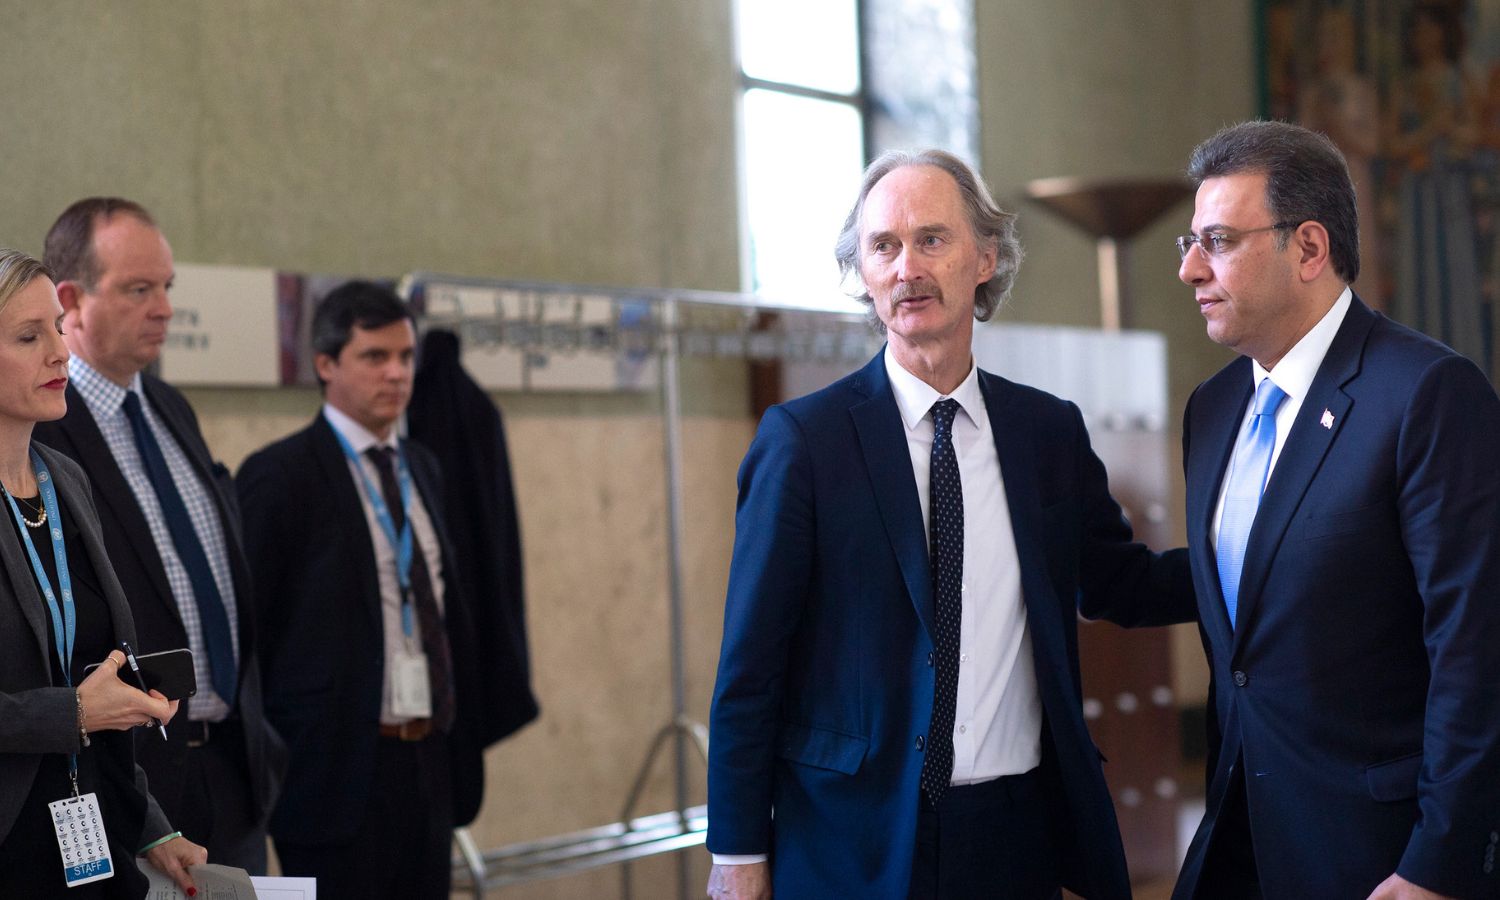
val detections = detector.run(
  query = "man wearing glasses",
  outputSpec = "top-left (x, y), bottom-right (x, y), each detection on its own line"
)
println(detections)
top-left (1173, 120), bottom-right (1500, 899)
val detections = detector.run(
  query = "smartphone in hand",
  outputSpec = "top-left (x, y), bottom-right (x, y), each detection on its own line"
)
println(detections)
top-left (84, 648), bottom-right (196, 700)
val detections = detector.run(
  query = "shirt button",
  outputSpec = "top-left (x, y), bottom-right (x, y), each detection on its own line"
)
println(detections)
top-left (960, 653), bottom-right (968, 662)
top-left (958, 725), bottom-right (966, 734)
top-left (1232, 670), bottom-right (1249, 687)
top-left (915, 735), bottom-right (925, 751)
top-left (927, 651), bottom-right (934, 667)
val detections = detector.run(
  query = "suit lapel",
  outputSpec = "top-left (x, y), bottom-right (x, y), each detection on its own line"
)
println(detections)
top-left (0, 498), bottom-right (52, 669)
top-left (1187, 361), bottom-right (1253, 637)
top-left (142, 377), bottom-right (215, 490)
top-left (141, 377), bottom-right (258, 649)
top-left (51, 384), bottom-right (180, 623)
top-left (40, 445), bottom-right (135, 647)
top-left (848, 353), bottom-right (935, 640)
top-left (1233, 301), bottom-right (1373, 633)
top-left (978, 372), bottom-right (1077, 701)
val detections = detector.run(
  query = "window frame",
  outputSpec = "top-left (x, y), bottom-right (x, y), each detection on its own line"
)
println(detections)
top-left (733, 0), bottom-right (871, 303)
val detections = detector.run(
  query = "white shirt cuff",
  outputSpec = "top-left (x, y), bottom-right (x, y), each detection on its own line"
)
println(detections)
top-left (711, 854), bottom-right (768, 865)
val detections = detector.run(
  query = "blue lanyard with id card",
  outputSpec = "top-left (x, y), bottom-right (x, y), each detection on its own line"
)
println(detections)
top-left (332, 430), bottom-right (434, 719)
top-left (331, 429), bottom-right (419, 639)
top-left (3, 449), bottom-right (116, 887)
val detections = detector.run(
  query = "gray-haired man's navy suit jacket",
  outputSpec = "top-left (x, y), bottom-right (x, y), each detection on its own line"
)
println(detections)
top-left (708, 350), bottom-right (1195, 898)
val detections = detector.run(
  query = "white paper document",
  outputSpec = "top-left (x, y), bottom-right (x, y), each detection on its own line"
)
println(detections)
top-left (144, 863), bottom-right (316, 899)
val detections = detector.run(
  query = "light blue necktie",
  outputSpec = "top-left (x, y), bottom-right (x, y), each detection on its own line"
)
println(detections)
top-left (1216, 378), bottom-right (1287, 630)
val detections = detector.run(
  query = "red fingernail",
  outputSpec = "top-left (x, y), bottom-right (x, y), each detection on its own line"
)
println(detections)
top-left (187, 889), bottom-right (197, 897)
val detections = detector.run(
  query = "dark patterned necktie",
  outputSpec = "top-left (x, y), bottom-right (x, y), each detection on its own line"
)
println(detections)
top-left (920, 398), bottom-right (963, 804)
top-left (121, 391), bottom-right (238, 703)
top-left (366, 446), bottom-right (456, 731)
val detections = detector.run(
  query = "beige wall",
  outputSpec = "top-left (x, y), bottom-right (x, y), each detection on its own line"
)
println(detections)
top-left (1, 1), bottom-right (1258, 894)
top-left (976, 1), bottom-right (1255, 413)
top-left (975, 1), bottom-right (1258, 705)
top-left (7, 1), bottom-right (738, 290)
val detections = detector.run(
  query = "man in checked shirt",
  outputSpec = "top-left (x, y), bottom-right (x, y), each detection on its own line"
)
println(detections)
top-left (34, 198), bottom-right (284, 872)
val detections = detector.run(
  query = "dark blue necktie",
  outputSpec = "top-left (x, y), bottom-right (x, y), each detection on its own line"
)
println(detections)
top-left (920, 398), bottom-right (963, 805)
top-left (1216, 378), bottom-right (1287, 630)
top-left (121, 391), bottom-right (237, 703)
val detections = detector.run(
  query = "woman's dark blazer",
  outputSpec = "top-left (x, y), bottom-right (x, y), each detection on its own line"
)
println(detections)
top-left (0, 443), bottom-right (172, 848)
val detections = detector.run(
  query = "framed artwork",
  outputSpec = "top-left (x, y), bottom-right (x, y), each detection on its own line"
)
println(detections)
top-left (1260, 0), bottom-right (1500, 376)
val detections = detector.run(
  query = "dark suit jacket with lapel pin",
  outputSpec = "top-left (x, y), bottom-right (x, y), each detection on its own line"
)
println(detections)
top-left (1175, 297), bottom-right (1500, 899)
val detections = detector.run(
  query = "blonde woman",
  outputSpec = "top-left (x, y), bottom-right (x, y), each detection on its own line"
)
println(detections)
top-left (0, 249), bottom-right (204, 897)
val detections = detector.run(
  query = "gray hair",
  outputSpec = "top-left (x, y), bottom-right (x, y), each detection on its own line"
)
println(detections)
top-left (835, 149), bottom-right (1023, 329)
top-left (1187, 120), bottom-right (1359, 283)
top-left (0, 249), bottom-right (53, 314)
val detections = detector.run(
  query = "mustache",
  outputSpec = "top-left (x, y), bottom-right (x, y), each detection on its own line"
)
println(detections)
top-left (889, 280), bottom-right (943, 303)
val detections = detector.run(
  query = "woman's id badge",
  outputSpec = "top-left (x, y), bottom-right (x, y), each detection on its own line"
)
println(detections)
top-left (49, 792), bottom-right (114, 887)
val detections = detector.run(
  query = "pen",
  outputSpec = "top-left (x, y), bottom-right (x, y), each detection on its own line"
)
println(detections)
top-left (120, 641), bottom-right (169, 741)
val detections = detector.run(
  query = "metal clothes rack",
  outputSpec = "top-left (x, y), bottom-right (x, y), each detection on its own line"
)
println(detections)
top-left (401, 274), bottom-right (877, 899)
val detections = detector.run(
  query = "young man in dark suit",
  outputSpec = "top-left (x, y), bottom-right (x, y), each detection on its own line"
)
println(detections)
top-left (706, 150), bottom-right (1195, 900)
top-left (1173, 121), bottom-right (1500, 900)
top-left (237, 281), bottom-right (482, 898)
top-left (33, 198), bottom-right (284, 872)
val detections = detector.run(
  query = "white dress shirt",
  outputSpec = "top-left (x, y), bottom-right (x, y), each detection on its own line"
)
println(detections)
top-left (1211, 288), bottom-right (1352, 548)
top-left (713, 348), bottom-right (1046, 866)
top-left (714, 348), bottom-right (1044, 870)
top-left (884, 347), bottom-right (1043, 783)
top-left (322, 404), bottom-right (447, 725)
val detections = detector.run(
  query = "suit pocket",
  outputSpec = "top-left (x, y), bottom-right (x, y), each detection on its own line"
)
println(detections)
top-left (775, 722), bottom-right (868, 775)
top-left (1303, 504), bottom-right (1379, 540)
top-left (1364, 750), bottom-right (1422, 802)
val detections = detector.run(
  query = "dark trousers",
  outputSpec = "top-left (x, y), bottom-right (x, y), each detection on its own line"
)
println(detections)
top-left (165, 718), bottom-right (268, 873)
top-left (908, 767), bottom-right (1064, 900)
top-left (1196, 764), bottom-right (1263, 900)
top-left (275, 731), bottom-right (453, 899)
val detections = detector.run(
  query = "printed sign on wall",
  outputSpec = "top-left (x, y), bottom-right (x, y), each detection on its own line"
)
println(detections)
top-left (157, 263), bottom-right (279, 387)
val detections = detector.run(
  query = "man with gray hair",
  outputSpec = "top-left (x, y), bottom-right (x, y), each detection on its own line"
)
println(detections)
top-left (706, 149), bottom-right (1193, 898)
top-left (1174, 120), bottom-right (1500, 899)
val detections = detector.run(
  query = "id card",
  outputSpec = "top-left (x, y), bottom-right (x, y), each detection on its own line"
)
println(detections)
top-left (390, 648), bottom-right (432, 718)
top-left (49, 792), bottom-right (114, 887)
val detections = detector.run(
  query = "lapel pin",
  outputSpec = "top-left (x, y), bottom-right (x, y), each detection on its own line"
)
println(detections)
top-left (1320, 409), bottom-right (1335, 429)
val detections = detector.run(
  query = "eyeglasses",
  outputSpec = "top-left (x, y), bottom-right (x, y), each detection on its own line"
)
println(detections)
top-left (1175, 222), bottom-right (1299, 259)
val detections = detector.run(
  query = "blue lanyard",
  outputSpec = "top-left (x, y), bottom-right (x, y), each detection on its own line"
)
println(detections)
top-left (332, 429), bottom-right (417, 638)
top-left (4, 450), bottom-right (76, 685)
top-left (4, 450), bottom-right (82, 793)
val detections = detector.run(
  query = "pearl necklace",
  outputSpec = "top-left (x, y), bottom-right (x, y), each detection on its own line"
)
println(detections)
top-left (6, 491), bottom-right (46, 529)
top-left (14, 495), bottom-right (46, 529)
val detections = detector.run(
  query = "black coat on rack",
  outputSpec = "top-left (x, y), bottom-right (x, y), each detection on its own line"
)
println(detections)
top-left (409, 330), bottom-right (540, 761)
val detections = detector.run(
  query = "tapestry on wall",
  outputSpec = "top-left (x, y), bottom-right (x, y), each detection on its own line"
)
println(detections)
top-left (1262, 0), bottom-right (1500, 376)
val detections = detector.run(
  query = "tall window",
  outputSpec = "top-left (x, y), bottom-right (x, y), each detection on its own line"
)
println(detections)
top-left (863, 0), bottom-right (978, 167)
top-left (735, 0), bottom-right (867, 310)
